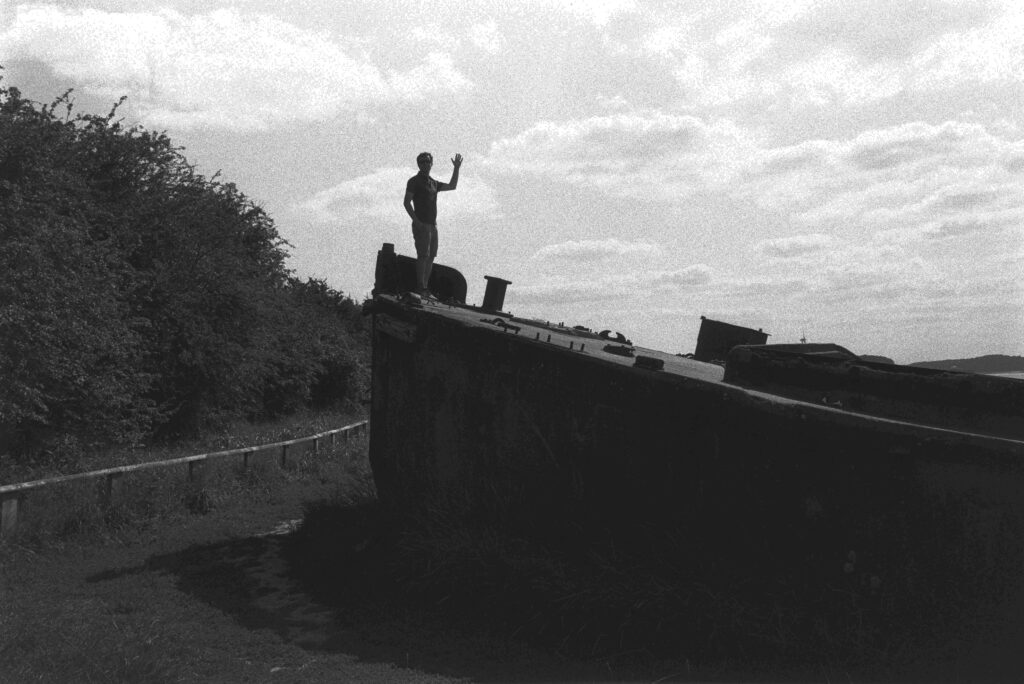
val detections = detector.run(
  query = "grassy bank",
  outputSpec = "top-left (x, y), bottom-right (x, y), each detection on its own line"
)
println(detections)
top-left (0, 429), bottom-right (387, 683)
top-left (0, 409), bottom-right (365, 547)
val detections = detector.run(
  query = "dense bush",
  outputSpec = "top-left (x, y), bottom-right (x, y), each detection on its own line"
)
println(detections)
top-left (0, 81), bottom-right (367, 463)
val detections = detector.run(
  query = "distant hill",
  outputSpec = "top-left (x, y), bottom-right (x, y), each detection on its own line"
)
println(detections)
top-left (909, 355), bottom-right (1024, 374)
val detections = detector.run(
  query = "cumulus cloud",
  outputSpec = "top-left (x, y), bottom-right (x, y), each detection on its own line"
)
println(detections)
top-left (737, 121), bottom-right (1024, 243)
top-left (533, 0), bottom-right (638, 27)
top-left (485, 110), bottom-right (752, 197)
top-left (532, 238), bottom-right (662, 262)
top-left (777, 0), bottom-right (1003, 63)
top-left (294, 167), bottom-right (500, 223)
top-left (468, 20), bottom-right (505, 54)
top-left (0, 5), bottom-right (472, 130)
top-left (488, 110), bottom-right (1024, 256)
top-left (755, 234), bottom-right (836, 258)
top-left (512, 264), bottom-right (714, 307)
top-left (629, 0), bottom-right (1020, 111)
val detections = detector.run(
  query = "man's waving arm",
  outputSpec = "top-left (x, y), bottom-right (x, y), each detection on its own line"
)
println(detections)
top-left (440, 153), bottom-right (462, 191)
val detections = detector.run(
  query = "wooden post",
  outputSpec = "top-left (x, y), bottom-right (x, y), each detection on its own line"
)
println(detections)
top-left (100, 473), bottom-right (121, 511)
top-left (1, 495), bottom-right (20, 538)
top-left (313, 437), bottom-right (320, 456)
top-left (280, 444), bottom-right (288, 468)
top-left (243, 450), bottom-right (252, 469)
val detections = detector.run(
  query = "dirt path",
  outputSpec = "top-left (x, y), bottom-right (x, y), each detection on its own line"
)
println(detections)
top-left (0, 485), bottom-right (705, 683)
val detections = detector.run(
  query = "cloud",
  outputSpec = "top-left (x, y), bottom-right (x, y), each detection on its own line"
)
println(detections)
top-left (386, 51), bottom-right (473, 99)
top-left (533, 0), bottom-right (638, 27)
top-left (627, 0), bottom-right (1020, 111)
top-left (294, 167), bottom-right (500, 223)
top-left (755, 234), bottom-right (836, 259)
top-left (777, 0), bottom-right (1003, 63)
top-left (512, 264), bottom-right (714, 307)
top-left (468, 20), bottom-right (505, 54)
top-left (484, 110), bottom-right (752, 197)
top-left (737, 121), bottom-right (1024, 242)
top-left (487, 110), bottom-right (1024, 253)
top-left (0, 5), bottom-right (472, 130)
top-left (649, 265), bottom-right (715, 290)
top-left (532, 238), bottom-right (662, 262)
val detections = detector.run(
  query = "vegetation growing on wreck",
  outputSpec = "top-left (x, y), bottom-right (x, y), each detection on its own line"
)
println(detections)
top-left (0, 80), bottom-right (368, 475)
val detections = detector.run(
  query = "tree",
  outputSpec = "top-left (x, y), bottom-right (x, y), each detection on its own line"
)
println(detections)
top-left (0, 78), bottom-right (368, 464)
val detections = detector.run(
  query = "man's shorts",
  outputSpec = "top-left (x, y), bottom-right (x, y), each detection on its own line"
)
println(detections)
top-left (412, 221), bottom-right (438, 259)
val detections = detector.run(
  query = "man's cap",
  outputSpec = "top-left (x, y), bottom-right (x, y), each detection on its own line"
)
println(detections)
top-left (416, 152), bottom-right (433, 164)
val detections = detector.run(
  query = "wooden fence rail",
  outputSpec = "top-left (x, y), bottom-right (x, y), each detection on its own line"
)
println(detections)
top-left (0, 419), bottom-right (369, 538)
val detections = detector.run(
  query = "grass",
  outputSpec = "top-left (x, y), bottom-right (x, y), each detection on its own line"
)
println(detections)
top-left (4, 420), bottom-right (1018, 682)
top-left (0, 407), bottom-right (365, 484)
top-left (0, 426), bottom-right (376, 683)
top-left (1, 431), bottom-right (701, 683)
top-left (1, 408), bottom-right (365, 547)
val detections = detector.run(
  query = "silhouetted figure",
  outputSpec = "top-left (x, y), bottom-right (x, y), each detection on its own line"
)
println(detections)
top-left (404, 151), bottom-right (462, 299)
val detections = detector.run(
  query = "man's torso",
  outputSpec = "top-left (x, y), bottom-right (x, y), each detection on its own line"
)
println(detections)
top-left (406, 174), bottom-right (446, 223)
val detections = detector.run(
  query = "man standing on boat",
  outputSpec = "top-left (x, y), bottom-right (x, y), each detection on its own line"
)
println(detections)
top-left (404, 151), bottom-right (462, 300)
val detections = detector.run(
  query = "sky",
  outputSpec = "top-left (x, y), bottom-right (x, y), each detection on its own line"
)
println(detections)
top-left (2, 0), bottom-right (1022, 363)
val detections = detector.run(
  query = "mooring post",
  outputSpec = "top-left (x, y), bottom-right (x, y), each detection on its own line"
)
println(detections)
top-left (482, 275), bottom-right (512, 312)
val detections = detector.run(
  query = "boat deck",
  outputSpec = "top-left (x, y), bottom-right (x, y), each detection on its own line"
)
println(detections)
top-left (376, 294), bottom-right (1024, 452)
top-left (389, 295), bottom-right (728, 383)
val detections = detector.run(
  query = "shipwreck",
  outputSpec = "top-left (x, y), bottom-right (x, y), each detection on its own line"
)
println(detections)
top-left (365, 242), bottom-right (1024, 669)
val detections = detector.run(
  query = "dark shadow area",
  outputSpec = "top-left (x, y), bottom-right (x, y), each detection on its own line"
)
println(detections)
top-left (85, 503), bottom-right (692, 683)
top-left (86, 495), bottom-right (1024, 684)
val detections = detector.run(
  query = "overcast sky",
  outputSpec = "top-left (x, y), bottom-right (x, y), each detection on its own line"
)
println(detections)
top-left (3, 0), bottom-right (1022, 363)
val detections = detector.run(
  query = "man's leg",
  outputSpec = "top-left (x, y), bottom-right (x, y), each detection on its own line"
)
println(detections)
top-left (412, 221), bottom-right (430, 292)
top-left (423, 224), bottom-right (438, 294)
top-left (416, 257), bottom-right (428, 292)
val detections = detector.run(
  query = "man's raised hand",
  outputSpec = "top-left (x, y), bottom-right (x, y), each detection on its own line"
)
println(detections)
top-left (452, 153), bottom-right (463, 167)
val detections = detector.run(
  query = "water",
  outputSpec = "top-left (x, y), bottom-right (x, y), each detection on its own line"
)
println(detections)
top-left (990, 371), bottom-right (1024, 380)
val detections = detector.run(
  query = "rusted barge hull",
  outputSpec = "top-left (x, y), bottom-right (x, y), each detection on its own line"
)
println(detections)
top-left (367, 249), bottom-right (1024, 665)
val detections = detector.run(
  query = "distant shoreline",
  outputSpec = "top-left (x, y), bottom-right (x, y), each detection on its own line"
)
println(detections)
top-left (909, 355), bottom-right (1024, 375)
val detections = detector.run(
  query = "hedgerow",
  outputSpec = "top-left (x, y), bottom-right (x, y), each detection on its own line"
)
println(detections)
top-left (0, 79), bottom-right (367, 465)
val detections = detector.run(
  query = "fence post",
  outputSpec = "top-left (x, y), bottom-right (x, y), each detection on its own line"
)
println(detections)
top-left (243, 449), bottom-right (252, 469)
top-left (314, 437), bottom-right (320, 456)
top-left (1, 495), bottom-right (20, 538)
top-left (100, 473), bottom-right (121, 512)
top-left (281, 444), bottom-right (288, 468)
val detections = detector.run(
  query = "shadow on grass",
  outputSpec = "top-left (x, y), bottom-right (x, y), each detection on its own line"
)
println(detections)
top-left (85, 500), bottom-right (704, 683)
top-left (85, 494), bottom-right (1024, 684)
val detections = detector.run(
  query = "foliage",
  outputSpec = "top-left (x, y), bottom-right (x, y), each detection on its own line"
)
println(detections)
top-left (0, 79), bottom-right (367, 464)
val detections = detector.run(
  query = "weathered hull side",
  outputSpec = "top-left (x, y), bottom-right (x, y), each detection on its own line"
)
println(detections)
top-left (370, 297), bottom-right (1024, 661)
